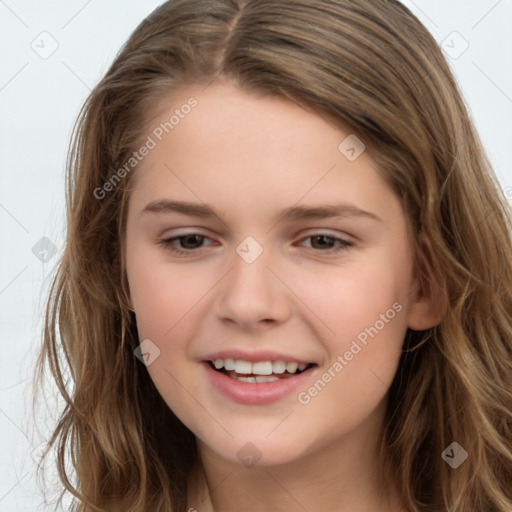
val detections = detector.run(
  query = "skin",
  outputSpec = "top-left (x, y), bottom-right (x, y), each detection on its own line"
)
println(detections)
top-left (125, 79), bottom-right (442, 512)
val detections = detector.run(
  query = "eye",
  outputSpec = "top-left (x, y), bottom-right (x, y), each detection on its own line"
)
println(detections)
top-left (158, 233), bottom-right (214, 255)
top-left (298, 233), bottom-right (353, 253)
top-left (158, 232), bottom-right (353, 256)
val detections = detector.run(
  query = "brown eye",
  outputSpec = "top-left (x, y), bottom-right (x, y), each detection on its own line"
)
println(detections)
top-left (299, 234), bottom-right (353, 253)
top-left (159, 233), bottom-right (213, 254)
top-left (176, 234), bottom-right (205, 249)
top-left (310, 235), bottom-right (337, 250)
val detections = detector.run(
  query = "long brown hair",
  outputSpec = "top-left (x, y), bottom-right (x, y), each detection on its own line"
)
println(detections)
top-left (35, 0), bottom-right (512, 510)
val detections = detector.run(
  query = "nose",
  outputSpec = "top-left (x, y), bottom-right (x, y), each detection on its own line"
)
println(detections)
top-left (214, 243), bottom-right (292, 330)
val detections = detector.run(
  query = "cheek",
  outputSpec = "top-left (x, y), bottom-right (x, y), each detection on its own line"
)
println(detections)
top-left (292, 256), bottom-right (410, 346)
top-left (127, 251), bottom-right (213, 338)
top-left (292, 263), bottom-right (409, 438)
top-left (287, 249), bottom-right (412, 409)
top-left (126, 255), bottom-right (216, 405)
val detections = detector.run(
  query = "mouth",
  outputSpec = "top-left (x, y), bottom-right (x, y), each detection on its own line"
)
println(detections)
top-left (207, 359), bottom-right (317, 383)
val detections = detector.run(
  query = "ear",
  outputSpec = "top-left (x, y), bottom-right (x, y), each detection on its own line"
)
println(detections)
top-left (406, 233), bottom-right (447, 331)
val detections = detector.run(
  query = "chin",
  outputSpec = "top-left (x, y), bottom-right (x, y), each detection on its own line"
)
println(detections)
top-left (198, 431), bottom-right (314, 469)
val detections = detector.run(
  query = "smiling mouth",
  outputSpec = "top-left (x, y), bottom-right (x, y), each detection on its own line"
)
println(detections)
top-left (207, 360), bottom-right (316, 383)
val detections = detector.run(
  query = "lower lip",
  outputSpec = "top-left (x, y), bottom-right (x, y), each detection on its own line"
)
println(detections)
top-left (202, 362), bottom-right (317, 405)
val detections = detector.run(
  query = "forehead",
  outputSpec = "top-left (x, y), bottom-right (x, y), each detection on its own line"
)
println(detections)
top-left (127, 81), bottom-right (399, 226)
top-left (134, 80), bottom-right (354, 176)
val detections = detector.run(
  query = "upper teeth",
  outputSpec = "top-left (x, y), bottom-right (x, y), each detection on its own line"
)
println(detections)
top-left (213, 359), bottom-right (309, 375)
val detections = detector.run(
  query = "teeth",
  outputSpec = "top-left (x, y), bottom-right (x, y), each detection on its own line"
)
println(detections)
top-left (234, 376), bottom-right (256, 383)
top-left (211, 359), bottom-right (311, 375)
top-left (255, 375), bottom-right (279, 383)
top-left (234, 375), bottom-right (280, 383)
top-left (252, 361), bottom-right (273, 375)
top-left (286, 362), bottom-right (298, 373)
top-left (272, 361), bottom-right (287, 374)
top-left (234, 360), bottom-right (252, 374)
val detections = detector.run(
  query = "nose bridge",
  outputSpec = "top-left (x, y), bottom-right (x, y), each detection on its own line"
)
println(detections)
top-left (216, 235), bottom-right (288, 325)
top-left (230, 235), bottom-right (274, 301)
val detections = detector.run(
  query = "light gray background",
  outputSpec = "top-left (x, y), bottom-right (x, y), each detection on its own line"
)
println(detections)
top-left (0, 1), bottom-right (511, 510)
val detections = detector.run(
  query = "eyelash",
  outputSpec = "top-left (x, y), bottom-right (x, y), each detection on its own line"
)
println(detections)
top-left (158, 233), bottom-right (353, 256)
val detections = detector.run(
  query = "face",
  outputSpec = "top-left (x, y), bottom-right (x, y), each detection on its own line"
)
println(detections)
top-left (125, 80), bottom-right (423, 467)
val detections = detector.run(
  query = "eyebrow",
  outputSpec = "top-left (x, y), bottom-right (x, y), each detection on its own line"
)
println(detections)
top-left (141, 199), bottom-right (382, 224)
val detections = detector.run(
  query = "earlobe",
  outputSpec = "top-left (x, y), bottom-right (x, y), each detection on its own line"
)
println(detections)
top-left (406, 233), bottom-right (448, 331)
top-left (406, 284), bottom-right (446, 331)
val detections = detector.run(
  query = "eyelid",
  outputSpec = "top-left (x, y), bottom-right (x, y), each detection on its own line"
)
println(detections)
top-left (160, 227), bottom-right (354, 241)
top-left (296, 232), bottom-right (353, 252)
top-left (158, 227), bottom-right (357, 242)
top-left (298, 228), bottom-right (354, 241)
top-left (158, 229), bottom-right (354, 256)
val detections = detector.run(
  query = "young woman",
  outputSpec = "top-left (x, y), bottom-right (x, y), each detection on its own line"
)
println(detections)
top-left (36, 1), bottom-right (512, 510)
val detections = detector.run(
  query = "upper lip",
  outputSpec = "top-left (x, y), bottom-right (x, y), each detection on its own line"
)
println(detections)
top-left (203, 349), bottom-right (315, 365)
